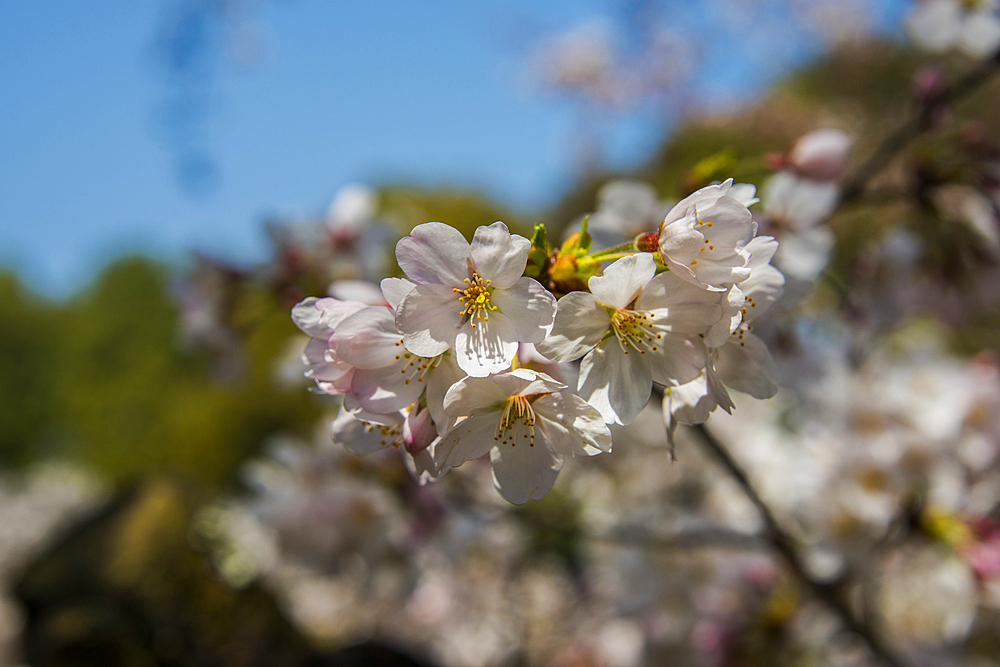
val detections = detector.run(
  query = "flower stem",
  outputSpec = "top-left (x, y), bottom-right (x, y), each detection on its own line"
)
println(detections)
top-left (588, 242), bottom-right (637, 260)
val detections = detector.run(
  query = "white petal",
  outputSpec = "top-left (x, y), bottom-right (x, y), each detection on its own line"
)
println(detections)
top-left (397, 283), bottom-right (463, 357)
top-left (637, 270), bottom-right (726, 335)
top-left (716, 333), bottom-right (780, 399)
top-left (469, 221), bottom-right (531, 289)
top-left (489, 277), bottom-right (556, 342)
top-left (402, 447), bottom-right (445, 485)
top-left (333, 306), bottom-right (402, 369)
top-left (350, 363), bottom-right (426, 415)
top-left (291, 297), bottom-right (366, 338)
top-left (647, 333), bottom-right (708, 386)
top-left (434, 415), bottom-right (499, 468)
top-left (774, 226), bottom-right (834, 280)
top-left (739, 236), bottom-right (785, 320)
top-left (490, 439), bottom-right (563, 505)
top-left (908, 0), bottom-right (963, 51)
top-left (666, 365), bottom-right (733, 425)
top-left (588, 253), bottom-right (657, 309)
top-left (704, 285), bottom-right (745, 348)
top-left (535, 291), bottom-right (611, 362)
top-left (444, 375), bottom-right (513, 417)
top-left (330, 408), bottom-right (402, 455)
top-left (578, 342), bottom-right (652, 425)
top-left (380, 277), bottom-right (416, 310)
top-left (491, 367), bottom-right (566, 397)
top-left (534, 391), bottom-right (612, 456)
top-left (327, 280), bottom-right (386, 305)
top-left (962, 11), bottom-right (1000, 58)
top-left (426, 354), bottom-right (465, 433)
top-left (395, 221), bottom-right (470, 286)
top-left (453, 311), bottom-right (520, 377)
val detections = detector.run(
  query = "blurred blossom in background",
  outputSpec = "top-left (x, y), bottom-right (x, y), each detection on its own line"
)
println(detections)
top-left (6, 1), bottom-right (1000, 666)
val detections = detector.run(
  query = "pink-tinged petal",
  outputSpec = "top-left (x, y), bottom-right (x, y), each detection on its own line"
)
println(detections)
top-left (490, 277), bottom-right (556, 342)
top-left (396, 283), bottom-right (463, 357)
top-left (315, 367), bottom-right (355, 395)
top-left (330, 408), bottom-right (403, 456)
top-left (647, 333), bottom-right (707, 387)
top-left (435, 415), bottom-right (499, 468)
top-left (490, 440), bottom-right (563, 505)
top-left (444, 375), bottom-right (511, 417)
top-left (426, 354), bottom-right (465, 433)
top-left (350, 363), bottom-right (425, 415)
top-left (588, 253), bottom-right (657, 310)
top-left (380, 277), bottom-right (416, 310)
top-left (469, 221), bottom-right (531, 289)
top-left (578, 342), bottom-right (652, 425)
top-left (453, 311), bottom-right (519, 377)
top-left (291, 297), bottom-right (367, 338)
top-left (403, 406), bottom-right (439, 454)
top-left (395, 222), bottom-right (470, 286)
top-left (534, 392), bottom-right (612, 457)
top-left (333, 306), bottom-right (402, 369)
top-left (535, 291), bottom-right (610, 363)
top-left (717, 333), bottom-right (780, 399)
top-left (790, 128), bottom-right (851, 181)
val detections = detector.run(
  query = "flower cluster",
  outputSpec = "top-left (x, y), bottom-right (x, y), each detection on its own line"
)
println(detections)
top-left (293, 186), bottom-right (784, 503)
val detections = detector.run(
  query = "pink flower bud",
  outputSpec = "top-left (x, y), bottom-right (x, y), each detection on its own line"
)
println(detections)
top-left (789, 128), bottom-right (851, 181)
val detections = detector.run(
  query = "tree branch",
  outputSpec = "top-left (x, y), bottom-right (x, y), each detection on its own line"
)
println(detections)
top-left (691, 423), bottom-right (912, 667)
top-left (839, 53), bottom-right (1000, 206)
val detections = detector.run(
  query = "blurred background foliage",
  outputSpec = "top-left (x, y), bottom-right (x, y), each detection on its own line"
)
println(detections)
top-left (2, 37), bottom-right (998, 490)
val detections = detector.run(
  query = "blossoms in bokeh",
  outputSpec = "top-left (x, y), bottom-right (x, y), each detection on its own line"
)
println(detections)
top-left (908, 0), bottom-right (1000, 58)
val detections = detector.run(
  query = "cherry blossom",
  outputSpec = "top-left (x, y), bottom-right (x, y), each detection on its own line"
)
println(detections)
top-left (435, 368), bottom-right (611, 504)
top-left (657, 180), bottom-right (756, 291)
top-left (536, 253), bottom-right (722, 425)
top-left (394, 222), bottom-right (556, 377)
top-left (908, 0), bottom-right (1000, 59)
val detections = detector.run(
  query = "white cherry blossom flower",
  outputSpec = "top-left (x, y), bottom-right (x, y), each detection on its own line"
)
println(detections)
top-left (664, 235), bottom-right (785, 429)
top-left (536, 253), bottom-right (721, 425)
top-left (435, 368), bottom-right (611, 504)
top-left (657, 180), bottom-right (756, 291)
top-left (762, 170), bottom-right (839, 281)
top-left (908, 0), bottom-right (1000, 59)
top-left (394, 222), bottom-right (557, 377)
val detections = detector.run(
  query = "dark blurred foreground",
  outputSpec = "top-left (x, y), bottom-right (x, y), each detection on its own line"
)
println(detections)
top-left (15, 477), bottom-right (435, 667)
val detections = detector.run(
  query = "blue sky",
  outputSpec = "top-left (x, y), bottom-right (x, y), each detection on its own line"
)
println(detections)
top-left (0, 1), bottom-right (907, 296)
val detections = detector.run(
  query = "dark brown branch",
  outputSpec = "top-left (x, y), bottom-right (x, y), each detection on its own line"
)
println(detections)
top-left (691, 424), bottom-right (912, 667)
top-left (839, 53), bottom-right (1000, 206)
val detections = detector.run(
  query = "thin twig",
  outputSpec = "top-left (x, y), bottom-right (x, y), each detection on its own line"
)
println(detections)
top-left (692, 424), bottom-right (912, 667)
top-left (839, 53), bottom-right (1000, 206)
